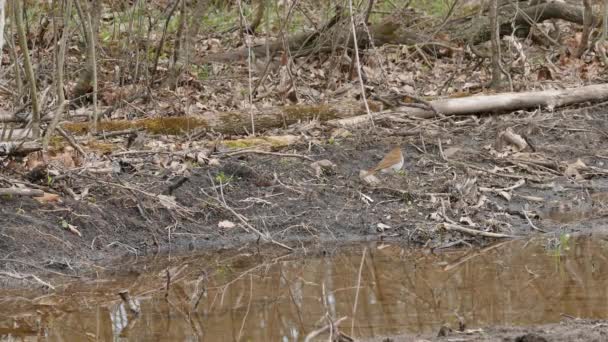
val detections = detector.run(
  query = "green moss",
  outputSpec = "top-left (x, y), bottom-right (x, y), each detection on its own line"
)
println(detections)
top-left (283, 104), bottom-right (339, 121)
top-left (409, 0), bottom-right (451, 17)
top-left (214, 171), bottom-right (232, 184)
top-left (141, 117), bottom-right (207, 135)
top-left (85, 139), bottom-right (118, 154)
top-left (49, 136), bottom-right (67, 151)
top-left (63, 117), bottom-right (208, 136)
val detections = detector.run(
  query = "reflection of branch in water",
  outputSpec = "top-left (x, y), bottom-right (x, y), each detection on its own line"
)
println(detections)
top-left (350, 247), bottom-right (367, 336)
top-left (190, 271), bottom-right (208, 311)
top-left (443, 239), bottom-right (515, 272)
top-left (204, 253), bottom-right (292, 313)
top-left (366, 248), bottom-right (400, 331)
top-left (279, 268), bottom-right (306, 332)
top-left (236, 274), bottom-right (253, 341)
top-left (117, 290), bottom-right (141, 338)
top-left (304, 316), bottom-right (349, 342)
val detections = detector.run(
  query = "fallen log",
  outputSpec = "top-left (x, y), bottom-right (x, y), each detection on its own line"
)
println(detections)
top-left (0, 188), bottom-right (44, 197)
top-left (60, 101), bottom-right (377, 136)
top-left (328, 83), bottom-right (608, 126)
top-left (0, 141), bottom-right (42, 156)
top-left (7, 84), bottom-right (604, 139)
top-left (50, 83), bottom-right (608, 135)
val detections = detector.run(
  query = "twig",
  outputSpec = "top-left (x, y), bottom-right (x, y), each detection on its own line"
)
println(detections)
top-left (217, 195), bottom-right (293, 251)
top-left (451, 160), bottom-right (543, 183)
top-left (206, 171), bottom-right (293, 251)
top-left (222, 149), bottom-right (314, 161)
top-left (0, 258), bottom-right (78, 278)
top-left (522, 209), bottom-right (547, 233)
top-left (57, 126), bottom-right (87, 156)
top-left (441, 222), bottom-right (516, 238)
top-left (0, 271), bottom-right (55, 290)
top-left (97, 128), bottom-right (142, 139)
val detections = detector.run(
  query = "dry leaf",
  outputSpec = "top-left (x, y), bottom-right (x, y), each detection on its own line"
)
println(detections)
top-left (34, 192), bottom-right (62, 204)
top-left (496, 127), bottom-right (528, 152)
top-left (565, 159), bottom-right (587, 180)
top-left (157, 194), bottom-right (178, 210)
top-left (359, 170), bottom-right (381, 185)
top-left (65, 223), bottom-right (82, 237)
top-left (218, 220), bottom-right (236, 229)
top-left (310, 159), bottom-right (336, 177)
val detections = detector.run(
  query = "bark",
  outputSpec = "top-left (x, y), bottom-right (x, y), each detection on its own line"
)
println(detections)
top-left (0, 141), bottom-right (42, 156)
top-left (43, 0), bottom-right (72, 150)
top-left (0, 188), bottom-right (44, 197)
top-left (5, 83), bottom-right (608, 138)
top-left (13, 0), bottom-right (40, 138)
top-left (329, 83), bottom-right (608, 127)
top-left (246, 0), bottom-right (265, 34)
top-left (489, 0), bottom-right (501, 89)
top-left (576, 0), bottom-right (593, 58)
top-left (0, 0), bottom-right (6, 51)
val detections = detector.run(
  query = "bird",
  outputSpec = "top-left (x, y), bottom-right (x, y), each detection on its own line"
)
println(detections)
top-left (368, 147), bottom-right (404, 174)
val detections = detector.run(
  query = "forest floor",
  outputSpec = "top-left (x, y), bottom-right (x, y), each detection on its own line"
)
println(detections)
top-left (2, 1), bottom-right (608, 339)
top-left (3, 103), bottom-right (608, 274)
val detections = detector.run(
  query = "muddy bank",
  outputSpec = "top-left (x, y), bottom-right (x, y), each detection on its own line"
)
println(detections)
top-left (2, 107), bottom-right (608, 280)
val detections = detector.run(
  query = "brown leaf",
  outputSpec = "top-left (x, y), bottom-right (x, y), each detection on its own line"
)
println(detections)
top-left (34, 192), bottom-right (62, 204)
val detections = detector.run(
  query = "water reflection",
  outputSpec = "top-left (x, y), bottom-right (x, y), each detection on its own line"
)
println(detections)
top-left (0, 237), bottom-right (607, 341)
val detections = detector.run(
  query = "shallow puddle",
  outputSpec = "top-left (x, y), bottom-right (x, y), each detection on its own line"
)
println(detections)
top-left (1, 236), bottom-right (608, 341)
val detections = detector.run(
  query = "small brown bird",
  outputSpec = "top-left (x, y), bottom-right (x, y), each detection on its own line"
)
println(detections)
top-left (368, 147), bottom-right (404, 174)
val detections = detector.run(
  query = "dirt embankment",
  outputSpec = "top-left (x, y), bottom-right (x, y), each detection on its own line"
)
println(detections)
top-left (2, 105), bottom-right (608, 280)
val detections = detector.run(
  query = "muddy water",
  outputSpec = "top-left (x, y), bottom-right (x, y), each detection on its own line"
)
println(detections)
top-left (1, 237), bottom-right (608, 341)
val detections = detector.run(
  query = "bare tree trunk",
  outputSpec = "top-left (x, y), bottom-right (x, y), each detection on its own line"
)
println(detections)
top-left (13, 0), bottom-right (40, 138)
top-left (247, 0), bottom-right (265, 34)
top-left (151, 0), bottom-right (180, 87)
top-left (168, 0), bottom-right (186, 90)
top-left (489, 0), bottom-right (502, 89)
top-left (601, 0), bottom-right (608, 65)
top-left (74, 0), bottom-right (98, 133)
top-left (0, 0), bottom-right (6, 52)
top-left (5, 1), bottom-right (22, 106)
top-left (576, 0), bottom-right (593, 58)
top-left (43, 0), bottom-right (73, 149)
top-left (85, 3), bottom-right (99, 133)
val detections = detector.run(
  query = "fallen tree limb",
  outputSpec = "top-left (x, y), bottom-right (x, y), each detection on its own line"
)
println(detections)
top-left (441, 222), bottom-right (516, 238)
top-left (13, 84), bottom-right (607, 138)
top-left (329, 83), bottom-right (608, 126)
top-left (0, 141), bottom-right (42, 156)
top-left (0, 188), bottom-right (45, 197)
top-left (46, 83), bottom-right (608, 136)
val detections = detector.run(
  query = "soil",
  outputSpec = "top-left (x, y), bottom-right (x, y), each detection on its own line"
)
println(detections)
top-left (3, 106), bottom-right (608, 274)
